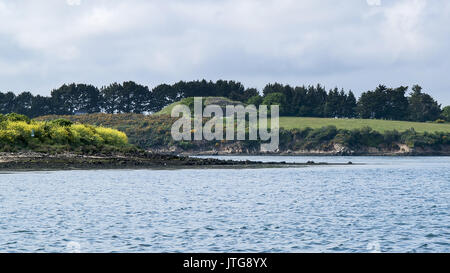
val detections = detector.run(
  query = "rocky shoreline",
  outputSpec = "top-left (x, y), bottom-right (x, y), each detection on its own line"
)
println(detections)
top-left (151, 142), bottom-right (450, 156)
top-left (0, 152), bottom-right (354, 171)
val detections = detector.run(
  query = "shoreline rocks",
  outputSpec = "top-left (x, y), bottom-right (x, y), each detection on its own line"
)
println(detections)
top-left (0, 152), bottom-right (351, 171)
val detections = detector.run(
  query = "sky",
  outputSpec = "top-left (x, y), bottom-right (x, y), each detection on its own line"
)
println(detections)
top-left (0, 0), bottom-right (449, 105)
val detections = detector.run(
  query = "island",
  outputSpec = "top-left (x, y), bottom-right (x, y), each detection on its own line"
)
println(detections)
top-left (0, 113), bottom-right (354, 171)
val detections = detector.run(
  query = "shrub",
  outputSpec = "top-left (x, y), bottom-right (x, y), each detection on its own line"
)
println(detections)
top-left (178, 141), bottom-right (194, 150)
top-left (50, 119), bottom-right (73, 127)
top-left (306, 126), bottom-right (338, 142)
top-left (442, 106), bottom-right (450, 122)
top-left (247, 95), bottom-right (263, 107)
top-left (3, 121), bottom-right (42, 146)
top-left (333, 130), bottom-right (352, 145)
top-left (70, 124), bottom-right (104, 146)
top-left (95, 127), bottom-right (128, 146)
top-left (49, 125), bottom-right (71, 145)
top-left (383, 130), bottom-right (400, 143)
top-left (5, 113), bottom-right (31, 123)
top-left (0, 115), bottom-right (129, 152)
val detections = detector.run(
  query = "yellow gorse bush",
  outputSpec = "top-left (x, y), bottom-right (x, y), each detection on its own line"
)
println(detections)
top-left (95, 127), bottom-right (128, 146)
top-left (0, 119), bottom-right (128, 148)
top-left (0, 129), bottom-right (20, 143)
top-left (49, 125), bottom-right (71, 144)
top-left (70, 124), bottom-right (102, 145)
top-left (0, 121), bottom-right (43, 144)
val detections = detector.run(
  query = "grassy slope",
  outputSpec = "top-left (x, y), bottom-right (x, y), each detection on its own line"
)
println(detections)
top-left (155, 97), bottom-right (244, 116)
top-left (278, 117), bottom-right (450, 133)
top-left (154, 98), bottom-right (192, 116)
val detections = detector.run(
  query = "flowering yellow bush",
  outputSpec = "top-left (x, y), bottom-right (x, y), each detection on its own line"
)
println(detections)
top-left (49, 126), bottom-right (71, 144)
top-left (95, 127), bottom-right (128, 146)
top-left (0, 129), bottom-right (20, 143)
top-left (5, 121), bottom-right (41, 138)
top-left (0, 115), bottom-right (129, 151)
top-left (70, 124), bottom-right (99, 145)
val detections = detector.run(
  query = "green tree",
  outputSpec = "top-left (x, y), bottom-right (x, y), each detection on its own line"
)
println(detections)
top-left (242, 88), bottom-right (260, 102)
top-left (385, 86), bottom-right (409, 120)
top-left (357, 85), bottom-right (408, 120)
top-left (324, 88), bottom-right (340, 117)
top-left (298, 85), bottom-right (327, 117)
top-left (262, 92), bottom-right (286, 114)
top-left (122, 81), bottom-right (152, 113)
top-left (263, 83), bottom-right (286, 96)
top-left (408, 85), bottom-right (441, 122)
top-left (30, 95), bottom-right (53, 117)
top-left (263, 83), bottom-right (297, 115)
top-left (357, 85), bottom-right (388, 119)
top-left (101, 83), bottom-right (122, 114)
top-left (51, 83), bottom-right (101, 115)
top-left (292, 86), bottom-right (307, 117)
top-left (101, 81), bottom-right (151, 113)
top-left (247, 95), bottom-right (263, 107)
top-left (343, 90), bottom-right (357, 118)
top-left (151, 84), bottom-right (181, 112)
top-left (215, 80), bottom-right (248, 101)
top-left (0, 92), bottom-right (16, 114)
top-left (441, 106), bottom-right (450, 122)
top-left (12, 92), bottom-right (34, 117)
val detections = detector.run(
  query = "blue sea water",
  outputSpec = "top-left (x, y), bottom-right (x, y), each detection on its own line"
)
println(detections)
top-left (0, 156), bottom-right (449, 253)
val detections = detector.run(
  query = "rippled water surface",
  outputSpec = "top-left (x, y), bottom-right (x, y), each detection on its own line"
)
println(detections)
top-left (0, 156), bottom-right (449, 253)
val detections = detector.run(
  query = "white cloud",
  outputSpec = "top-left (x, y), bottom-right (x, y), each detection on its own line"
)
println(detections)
top-left (367, 0), bottom-right (381, 6)
top-left (66, 0), bottom-right (81, 6)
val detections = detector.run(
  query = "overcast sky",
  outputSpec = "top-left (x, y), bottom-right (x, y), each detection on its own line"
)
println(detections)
top-left (0, 0), bottom-right (449, 105)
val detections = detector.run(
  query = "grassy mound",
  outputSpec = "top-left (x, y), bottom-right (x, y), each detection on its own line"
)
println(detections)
top-left (155, 96), bottom-right (244, 116)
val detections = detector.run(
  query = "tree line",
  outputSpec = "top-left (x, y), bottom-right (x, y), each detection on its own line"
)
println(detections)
top-left (258, 83), bottom-right (446, 122)
top-left (0, 80), bottom-right (448, 122)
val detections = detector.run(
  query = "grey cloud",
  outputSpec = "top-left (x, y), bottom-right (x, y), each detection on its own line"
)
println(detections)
top-left (0, 0), bottom-right (449, 104)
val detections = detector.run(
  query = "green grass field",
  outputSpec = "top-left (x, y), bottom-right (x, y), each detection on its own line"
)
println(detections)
top-left (155, 97), bottom-right (450, 133)
top-left (279, 117), bottom-right (450, 133)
